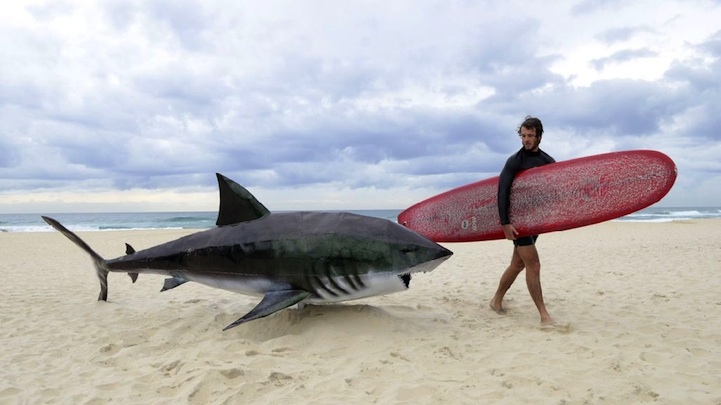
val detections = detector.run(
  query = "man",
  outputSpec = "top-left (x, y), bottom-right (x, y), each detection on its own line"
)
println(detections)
top-left (490, 116), bottom-right (556, 324)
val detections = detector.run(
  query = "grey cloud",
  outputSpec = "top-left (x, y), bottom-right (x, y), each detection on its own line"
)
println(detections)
top-left (1, 1), bottom-right (720, 209)
top-left (699, 29), bottom-right (721, 55)
top-left (663, 30), bottom-right (721, 140)
top-left (549, 79), bottom-right (688, 136)
top-left (590, 49), bottom-right (658, 70)
top-left (665, 59), bottom-right (719, 92)
top-left (595, 26), bottom-right (655, 44)
top-left (0, 138), bottom-right (22, 168)
top-left (571, 0), bottom-right (627, 15)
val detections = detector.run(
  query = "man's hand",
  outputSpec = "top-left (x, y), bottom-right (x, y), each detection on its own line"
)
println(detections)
top-left (502, 224), bottom-right (518, 240)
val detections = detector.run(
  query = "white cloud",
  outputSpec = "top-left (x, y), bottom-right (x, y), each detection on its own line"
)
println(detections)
top-left (1, 0), bottom-right (720, 213)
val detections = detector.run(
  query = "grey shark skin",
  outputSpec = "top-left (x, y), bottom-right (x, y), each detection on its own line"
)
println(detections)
top-left (42, 174), bottom-right (452, 331)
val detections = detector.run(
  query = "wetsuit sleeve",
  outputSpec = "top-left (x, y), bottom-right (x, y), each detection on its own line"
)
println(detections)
top-left (497, 157), bottom-right (517, 225)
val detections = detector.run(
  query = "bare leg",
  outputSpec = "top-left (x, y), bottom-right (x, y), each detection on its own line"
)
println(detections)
top-left (490, 247), bottom-right (525, 314)
top-left (515, 245), bottom-right (554, 324)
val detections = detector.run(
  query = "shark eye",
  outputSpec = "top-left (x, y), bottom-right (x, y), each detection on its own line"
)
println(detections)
top-left (400, 246), bottom-right (418, 254)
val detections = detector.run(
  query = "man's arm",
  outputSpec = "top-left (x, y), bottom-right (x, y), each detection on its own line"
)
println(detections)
top-left (497, 159), bottom-right (516, 226)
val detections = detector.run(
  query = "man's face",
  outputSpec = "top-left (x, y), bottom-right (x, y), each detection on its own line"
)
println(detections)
top-left (519, 126), bottom-right (540, 151)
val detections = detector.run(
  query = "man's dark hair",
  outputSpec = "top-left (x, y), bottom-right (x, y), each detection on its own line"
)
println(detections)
top-left (517, 116), bottom-right (544, 138)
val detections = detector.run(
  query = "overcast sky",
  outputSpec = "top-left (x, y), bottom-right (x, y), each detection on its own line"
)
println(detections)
top-left (1, 0), bottom-right (720, 213)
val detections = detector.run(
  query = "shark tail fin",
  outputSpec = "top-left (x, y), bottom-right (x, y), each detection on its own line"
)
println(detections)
top-left (41, 216), bottom-right (110, 301)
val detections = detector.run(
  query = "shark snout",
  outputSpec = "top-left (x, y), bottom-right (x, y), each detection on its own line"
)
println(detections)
top-left (425, 241), bottom-right (453, 261)
top-left (409, 254), bottom-right (451, 274)
top-left (437, 245), bottom-right (453, 260)
top-left (408, 243), bottom-right (453, 273)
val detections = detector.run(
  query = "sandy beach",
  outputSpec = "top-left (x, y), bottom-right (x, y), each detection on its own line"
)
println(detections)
top-left (1, 219), bottom-right (720, 404)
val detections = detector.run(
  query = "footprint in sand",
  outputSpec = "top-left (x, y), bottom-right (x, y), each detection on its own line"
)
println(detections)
top-left (540, 322), bottom-right (572, 333)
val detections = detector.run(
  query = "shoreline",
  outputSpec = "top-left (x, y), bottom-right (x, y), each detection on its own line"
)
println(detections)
top-left (2, 219), bottom-right (720, 403)
top-left (1, 216), bottom-right (718, 234)
top-left (2, 206), bottom-right (720, 233)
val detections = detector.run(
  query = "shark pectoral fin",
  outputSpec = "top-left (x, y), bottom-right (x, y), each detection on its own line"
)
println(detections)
top-left (128, 273), bottom-right (139, 283)
top-left (160, 277), bottom-right (189, 292)
top-left (223, 290), bottom-right (311, 331)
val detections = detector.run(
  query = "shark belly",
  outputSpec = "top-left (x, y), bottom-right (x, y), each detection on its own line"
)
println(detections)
top-left (182, 274), bottom-right (288, 297)
top-left (178, 270), bottom-right (408, 304)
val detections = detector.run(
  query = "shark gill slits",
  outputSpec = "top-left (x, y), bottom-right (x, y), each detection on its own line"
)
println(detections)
top-left (341, 272), bottom-right (361, 291)
top-left (312, 275), bottom-right (339, 297)
top-left (325, 266), bottom-right (351, 295)
top-left (351, 270), bottom-right (365, 288)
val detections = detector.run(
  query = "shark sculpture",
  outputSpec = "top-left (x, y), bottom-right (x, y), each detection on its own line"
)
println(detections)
top-left (43, 174), bottom-right (453, 330)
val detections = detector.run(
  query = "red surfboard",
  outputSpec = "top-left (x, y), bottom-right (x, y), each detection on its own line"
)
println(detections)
top-left (398, 150), bottom-right (677, 242)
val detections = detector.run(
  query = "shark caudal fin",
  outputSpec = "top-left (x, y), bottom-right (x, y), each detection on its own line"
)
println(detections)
top-left (41, 216), bottom-right (111, 301)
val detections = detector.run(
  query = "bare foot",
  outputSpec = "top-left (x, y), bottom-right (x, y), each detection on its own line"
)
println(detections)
top-left (489, 300), bottom-right (506, 315)
top-left (541, 316), bottom-right (555, 325)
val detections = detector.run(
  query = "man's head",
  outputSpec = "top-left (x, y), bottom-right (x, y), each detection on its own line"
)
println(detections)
top-left (517, 116), bottom-right (543, 151)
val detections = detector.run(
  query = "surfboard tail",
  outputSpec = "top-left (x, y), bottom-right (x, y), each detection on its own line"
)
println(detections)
top-left (41, 216), bottom-right (111, 301)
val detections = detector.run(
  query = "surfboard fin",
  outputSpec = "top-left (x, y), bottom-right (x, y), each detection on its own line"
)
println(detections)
top-left (223, 290), bottom-right (312, 331)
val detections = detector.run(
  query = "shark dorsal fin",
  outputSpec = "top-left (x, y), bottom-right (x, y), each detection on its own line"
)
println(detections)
top-left (215, 173), bottom-right (271, 226)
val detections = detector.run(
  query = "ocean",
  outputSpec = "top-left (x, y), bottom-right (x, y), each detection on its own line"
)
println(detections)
top-left (1, 207), bottom-right (720, 233)
top-left (0, 210), bottom-right (402, 233)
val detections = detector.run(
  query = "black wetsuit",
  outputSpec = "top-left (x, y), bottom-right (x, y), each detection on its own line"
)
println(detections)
top-left (498, 147), bottom-right (555, 245)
